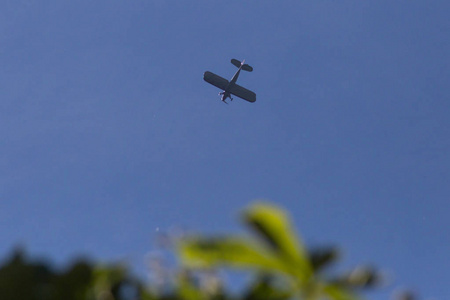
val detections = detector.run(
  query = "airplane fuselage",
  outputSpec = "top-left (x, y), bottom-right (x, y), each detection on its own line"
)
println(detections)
top-left (221, 65), bottom-right (243, 102)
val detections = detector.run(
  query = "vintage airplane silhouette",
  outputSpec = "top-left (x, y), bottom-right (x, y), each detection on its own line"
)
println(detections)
top-left (203, 59), bottom-right (256, 104)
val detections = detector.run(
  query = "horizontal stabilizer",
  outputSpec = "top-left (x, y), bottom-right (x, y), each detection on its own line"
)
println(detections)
top-left (231, 59), bottom-right (253, 72)
top-left (242, 64), bottom-right (253, 72)
top-left (231, 58), bottom-right (241, 68)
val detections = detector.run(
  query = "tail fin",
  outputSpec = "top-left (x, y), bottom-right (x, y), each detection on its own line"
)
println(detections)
top-left (231, 58), bottom-right (253, 72)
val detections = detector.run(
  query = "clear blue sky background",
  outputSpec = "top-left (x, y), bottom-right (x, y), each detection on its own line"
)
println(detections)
top-left (1, 1), bottom-right (449, 299)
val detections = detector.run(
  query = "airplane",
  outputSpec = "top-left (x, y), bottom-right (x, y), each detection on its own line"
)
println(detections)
top-left (203, 59), bottom-right (256, 104)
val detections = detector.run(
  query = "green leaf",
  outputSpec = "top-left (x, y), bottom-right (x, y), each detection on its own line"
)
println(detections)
top-left (322, 284), bottom-right (362, 300)
top-left (178, 236), bottom-right (287, 274)
top-left (242, 202), bottom-right (312, 280)
top-left (243, 275), bottom-right (292, 300)
top-left (176, 270), bottom-right (206, 300)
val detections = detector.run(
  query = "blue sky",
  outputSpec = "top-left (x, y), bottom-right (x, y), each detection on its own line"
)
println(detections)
top-left (1, 1), bottom-right (449, 299)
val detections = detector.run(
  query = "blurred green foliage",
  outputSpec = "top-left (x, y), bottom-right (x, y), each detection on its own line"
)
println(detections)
top-left (0, 202), bottom-right (419, 300)
top-left (179, 202), bottom-right (381, 300)
top-left (0, 247), bottom-right (146, 300)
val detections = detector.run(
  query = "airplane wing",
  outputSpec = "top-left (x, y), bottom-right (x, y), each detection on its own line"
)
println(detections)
top-left (230, 84), bottom-right (256, 103)
top-left (203, 71), bottom-right (229, 90)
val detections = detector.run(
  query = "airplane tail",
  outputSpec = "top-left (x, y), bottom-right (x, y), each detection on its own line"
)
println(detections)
top-left (231, 58), bottom-right (253, 72)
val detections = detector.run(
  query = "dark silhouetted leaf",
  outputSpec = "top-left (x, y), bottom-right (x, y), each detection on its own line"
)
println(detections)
top-left (308, 247), bottom-right (340, 272)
